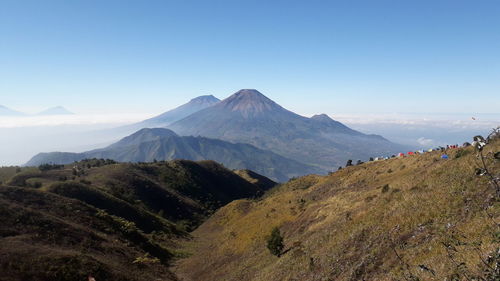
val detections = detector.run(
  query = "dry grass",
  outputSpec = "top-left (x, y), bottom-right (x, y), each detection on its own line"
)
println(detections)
top-left (174, 141), bottom-right (500, 281)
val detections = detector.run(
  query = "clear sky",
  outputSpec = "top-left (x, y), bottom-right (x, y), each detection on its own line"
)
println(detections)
top-left (1, 0), bottom-right (499, 116)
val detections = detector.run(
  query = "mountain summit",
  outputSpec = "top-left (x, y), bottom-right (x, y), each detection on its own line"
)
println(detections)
top-left (311, 113), bottom-right (335, 122)
top-left (188, 95), bottom-right (220, 105)
top-left (133, 95), bottom-right (220, 128)
top-left (218, 89), bottom-right (283, 117)
top-left (168, 89), bottom-right (405, 170)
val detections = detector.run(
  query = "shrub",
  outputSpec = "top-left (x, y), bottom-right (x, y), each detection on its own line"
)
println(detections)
top-left (79, 179), bottom-right (92, 185)
top-left (454, 149), bottom-right (470, 159)
top-left (38, 163), bottom-right (64, 172)
top-left (266, 227), bottom-right (284, 257)
top-left (381, 184), bottom-right (390, 193)
top-left (133, 253), bottom-right (160, 266)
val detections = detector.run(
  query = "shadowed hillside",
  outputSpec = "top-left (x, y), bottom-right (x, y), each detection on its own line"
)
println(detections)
top-left (26, 128), bottom-right (322, 182)
top-left (0, 159), bottom-right (275, 281)
top-left (174, 137), bottom-right (500, 281)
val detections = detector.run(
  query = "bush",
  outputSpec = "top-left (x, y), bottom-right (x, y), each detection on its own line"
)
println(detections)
top-left (266, 227), bottom-right (284, 257)
top-left (381, 184), bottom-right (390, 193)
top-left (79, 179), bottom-right (92, 185)
top-left (133, 253), bottom-right (160, 266)
top-left (38, 163), bottom-right (64, 172)
top-left (454, 149), bottom-right (470, 159)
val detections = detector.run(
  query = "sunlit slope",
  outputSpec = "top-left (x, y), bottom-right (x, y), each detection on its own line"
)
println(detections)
top-left (174, 140), bottom-right (499, 281)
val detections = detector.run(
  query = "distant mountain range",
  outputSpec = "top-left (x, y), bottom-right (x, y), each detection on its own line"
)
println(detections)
top-left (0, 105), bottom-right (73, 116)
top-left (36, 106), bottom-right (74, 115)
top-left (26, 128), bottom-right (323, 182)
top-left (168, 89), bottom-right (405, 169)
top-left (25, 89), bottom-right (406, 180)
top-left (0, 105), bottom-right (26, 116)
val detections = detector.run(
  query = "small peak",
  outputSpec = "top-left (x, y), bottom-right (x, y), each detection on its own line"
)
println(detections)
top-left (233, 89), bottom-right (265, 97)
top-left (220, 89), bottom-right (280, 115)
top-left (111, 128), bottom-right (178, 148)
top-left (189, 95), bottom-right (220, 104)
top-left (311, 113), bottom-right (334, 122)
top-left (134, 128), bottom-right (178, 137)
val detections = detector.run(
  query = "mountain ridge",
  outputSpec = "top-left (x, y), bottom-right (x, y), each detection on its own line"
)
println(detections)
top-left (168, 89), bottom-right (403, 169)
top-left (25, 128), bottom-right (325, 182)
top-left (136, 95), bottom-right (220, 127)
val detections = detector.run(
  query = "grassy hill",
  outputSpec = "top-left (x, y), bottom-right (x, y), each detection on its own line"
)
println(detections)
top-left (174, 138), bottom-right (500, 281)
top-left (0, 159), bottom-right (275, 281)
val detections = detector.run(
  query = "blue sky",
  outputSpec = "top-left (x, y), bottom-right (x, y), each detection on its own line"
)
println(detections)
top-left (1, 0), bottom-right (499, 116)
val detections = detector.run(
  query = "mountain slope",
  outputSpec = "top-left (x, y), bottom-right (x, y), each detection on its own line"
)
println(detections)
top-left (102, 95), bottom-right (221, 142)
top-left (129, 95), bottom-right (220, 130)
top-left (168, 89), bottom-right (405, 170)
top-left (26, 128), bottom-right (324, 182)
top-left (0, 159), bottom-right (274, 281)
top-left (174, 139), bottom-right (500, 281)
top-left (0, 185), bottom-right (178, 281)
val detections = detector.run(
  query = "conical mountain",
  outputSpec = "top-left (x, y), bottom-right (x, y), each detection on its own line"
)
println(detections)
top-left (168, 89), bottom-right (406, 170)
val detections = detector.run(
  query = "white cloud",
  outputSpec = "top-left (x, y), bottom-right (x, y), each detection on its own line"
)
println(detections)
top-left (329, 113), bottom-right (499, 130)
top-left (0, 113), bottom-right (153, 128)
top-left (417, 137), bottom-right (434, 146)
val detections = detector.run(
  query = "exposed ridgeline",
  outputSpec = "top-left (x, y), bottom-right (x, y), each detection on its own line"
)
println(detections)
top-left (118, 95), bottom-right (221, 134)
top-left (0, 159), bottom-right (275, 281)
top-left (168, 89), bottom-right (406, 170)
top-left (26, 128), bottom-right (323, 182)
top-left (174, 138), bottom-right (500, 281)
